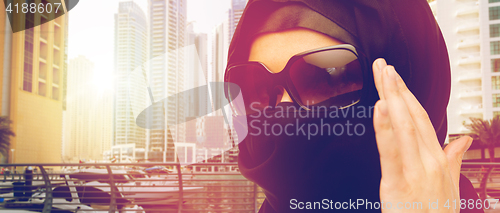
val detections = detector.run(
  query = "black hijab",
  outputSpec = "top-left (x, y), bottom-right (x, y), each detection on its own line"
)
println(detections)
top-left (226, 0), bottom-right (481, 212)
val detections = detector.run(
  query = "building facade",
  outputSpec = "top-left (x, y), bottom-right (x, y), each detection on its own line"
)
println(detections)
top-left (63, 56), bottom-right (112, 162)
top-left (436, 0), bottom-right (500, 134)
top-left (435, 0), bottom-right (500, 159)
top-left (186, 23), bottom-right (208, 119)
top-left (0, 1), bottom-right (68, 163)
top-left (147, 0), bottom-right (187, 159)
top-left (114, 1), bottom-right (148, 150)
top-left (228, 0), bottom-right (247, 41)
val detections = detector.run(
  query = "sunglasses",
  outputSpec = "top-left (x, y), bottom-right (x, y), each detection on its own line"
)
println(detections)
top-left (225, 44), bottom-right (367, 116)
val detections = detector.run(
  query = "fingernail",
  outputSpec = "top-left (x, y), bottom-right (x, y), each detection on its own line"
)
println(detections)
top-left (377, 59), bottom-right (387, 72)
top-left (467, 137), bottom-right (473, 147)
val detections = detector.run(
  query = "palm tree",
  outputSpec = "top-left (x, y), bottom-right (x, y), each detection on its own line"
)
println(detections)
top-left (464, 115), bottom-right (500, 199)
top-left (0, 116), bottom-right (14, 155)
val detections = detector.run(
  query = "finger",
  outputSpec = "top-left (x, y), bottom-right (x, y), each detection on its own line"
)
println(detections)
top-left (444, 136), bottom-right (473, 192)
top-left (372, 58), bottom-right (387, 100)
top-left (382, 66), bottom-right (424, 170)
top-left (393, 72), bottom-right (446, 161)
top-left (374, 100), bottom-right (403, 183)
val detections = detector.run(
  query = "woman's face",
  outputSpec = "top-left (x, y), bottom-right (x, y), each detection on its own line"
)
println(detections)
top-left (248, 28), bottom-right (344, 104)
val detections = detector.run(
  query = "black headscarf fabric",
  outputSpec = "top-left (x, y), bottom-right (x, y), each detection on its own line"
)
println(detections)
top-left (226, 0), bottom-right (482, 212)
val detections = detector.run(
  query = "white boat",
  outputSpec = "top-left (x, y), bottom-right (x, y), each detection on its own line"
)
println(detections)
top-left (0, 191), bottom-right (114, 212)
top-left (66, 169), bottom-right (204, 206)
top-left (0, 186), bottom-right (144, 212)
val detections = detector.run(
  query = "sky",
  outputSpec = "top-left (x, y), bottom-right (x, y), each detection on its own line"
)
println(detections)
top-left (67, 0), bottom-right (231, 86)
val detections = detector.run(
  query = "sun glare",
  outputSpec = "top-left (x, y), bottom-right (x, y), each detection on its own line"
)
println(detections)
top-left (91, 71), bottom-right (114, 93)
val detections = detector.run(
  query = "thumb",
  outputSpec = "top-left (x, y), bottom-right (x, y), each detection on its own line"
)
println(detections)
top-left (444, 136), bottom-right (473, 190)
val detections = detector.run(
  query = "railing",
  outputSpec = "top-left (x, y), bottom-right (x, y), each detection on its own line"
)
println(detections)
top-left (0, 163), bottom-right (265, 213)
top-left (0, 163), bottom-right (497, 212)
top-left (461, 162), bottom-right (500, 198)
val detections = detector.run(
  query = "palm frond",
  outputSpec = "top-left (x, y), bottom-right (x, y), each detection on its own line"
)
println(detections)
top-left (0, 116), bottom-right (14, 155)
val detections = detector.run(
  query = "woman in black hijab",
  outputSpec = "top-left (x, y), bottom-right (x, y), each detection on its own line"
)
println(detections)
top-left (225, 0), bottom-right (483, 212)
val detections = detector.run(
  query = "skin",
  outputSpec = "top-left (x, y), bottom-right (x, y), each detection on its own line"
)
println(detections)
top-left (249, 28), bottom-right (473, 212)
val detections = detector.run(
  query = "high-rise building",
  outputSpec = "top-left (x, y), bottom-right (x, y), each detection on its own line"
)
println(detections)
top-left (203, 116), bottom-right (226, 149)
top-left (0, 2), bottom-right (68, 163)
top-left (114, 1), bottom-right (148, 150)
top-left (63, 56), bottom-right (112, 162)
top-left (435, 0), bottom-right (493, 138)
top-left (186, 23), bottom-right (208, 119)
top-left (148, 0), bottom-right (187, 156)
top-left (435, 0), bottom-right (500, 160)
top-left (228, 0), bottom-right (247, 41)
top-left (211, 23), bottom-right (229, 117)
top-left (0, 4), bottom-right (10, 163)
top-left (211, 0), bottom-right (247, 114)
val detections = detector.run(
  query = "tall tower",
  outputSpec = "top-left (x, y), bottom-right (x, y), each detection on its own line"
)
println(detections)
top-left (63, 56), bottom-right (112, 162)
top-left (114, 1), bottom-right (148, 150)
top-left (228, 0), bottom-right (247, 41)
top-left (185, 24), bottom-right (208, 144)
top-left (0, 1), bottom-right (68, 163)
top-left (148, 0), bottom-right (187, 160)
top-left (436, 0), bottom-right (500, 139)
top-left (186, 24), bottom-right (208, 117)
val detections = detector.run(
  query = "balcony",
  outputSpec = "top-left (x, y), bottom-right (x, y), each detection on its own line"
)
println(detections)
top-left (458, 55), bottom-right (481, 66)
top-left (460, 86), bottom-right (482, 98)
top-left (459, 104), bottom-right (483, 115)
top-left (456, 5), bottom-right (479, 17)
top-left (457, 38), bottom-right (480, 49)
top-left (457, 69), bottom-right (482, 81)
top-left (456, 20), bottom-right (480, 33)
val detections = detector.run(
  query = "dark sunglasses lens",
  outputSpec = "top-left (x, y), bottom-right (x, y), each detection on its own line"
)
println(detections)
top-left (289, 49), bottom-right (363, 108)
top-left (226, 64), bottom-right (273, 115)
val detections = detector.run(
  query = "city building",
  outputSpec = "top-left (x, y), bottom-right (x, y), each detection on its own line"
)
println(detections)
top-left (0, 4), bottom-right (10, 163)
top-left (211, 23), bottom-right (229, 117)
top-left (114, 1), bottom-right (148, 150)
top-left (175, 142), bottom-right (196, 163)
top-left (63, 56), bottom-right (112, 162)
top-left (147, 0), bottom-right (187, 158)
top-left (203, 116), bottom-right (227, 149)
top-left (0, 2), bottom-right (68, 163)
top-left (435, 0), bottom-right (500, 159)
top-left (228, 0), bottom-right (247, 41)
top-left (186, 23), bottom-right (209, 119)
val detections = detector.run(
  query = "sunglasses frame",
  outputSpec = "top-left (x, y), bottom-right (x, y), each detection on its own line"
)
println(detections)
top-left (224, 44), bottom-right (369, 113)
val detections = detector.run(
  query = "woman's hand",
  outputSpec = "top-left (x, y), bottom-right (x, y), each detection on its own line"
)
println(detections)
top-left (372, 58), bottom-right (473, 212)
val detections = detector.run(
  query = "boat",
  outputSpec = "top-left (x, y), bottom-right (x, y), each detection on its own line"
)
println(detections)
top-left (0, 182), bottom-right (145, 212)
top-left (65, 169), bottom-right (204, 206)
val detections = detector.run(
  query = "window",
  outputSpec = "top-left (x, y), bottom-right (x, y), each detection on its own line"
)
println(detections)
top-left (492, 59), bottom-right (500, 72)
top-left (494, 76), bottom-right (500, 90)
top-left (491, 41), bottom-right (500, 55)
top-left (38, 82), bottom-right (46, 96)
top-left (39, 62), bottom-right (46, 80)
top-left (52, 87), bottom-right (59, 100)
top-left (53, 68), bottom-right (59, 84)
top-left (23, 13), bottom-right (35, 92)
top-left (491, 0), bottom-right (500, 3)
top-left (490, 6), bottom-right (500, 20)
top-left (492, 24), bottom-right (500, 38)
top-left (494, 111), bottom-right (500, 117)
top-left (494, 93), bottom-right (500, 107)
